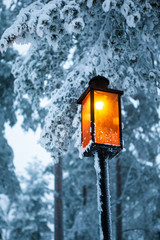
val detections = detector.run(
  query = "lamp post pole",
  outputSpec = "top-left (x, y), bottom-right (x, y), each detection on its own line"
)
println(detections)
top-left (54, 153), bottom-right (63, 240)
top-left (98, 152), bottom-right (112, 240)
top-left (77, 76), bottom-right (123, 240)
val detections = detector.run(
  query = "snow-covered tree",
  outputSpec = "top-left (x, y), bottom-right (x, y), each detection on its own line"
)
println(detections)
top-left (122, 94), bottom-right (159, 239)
top-left (0, 0), bottom-right (159, 156)
top-left (0, 2), bottom-right (47, 236)
top-left (0, 1), bottom-right (21, 199)
top-left (63, 147), bottom-right (99, 239)
top-left (109, 91), bottom-right (160, 239)
top-left (0, 0), bottom-right (160, 239)
top-left (9, 160), bottom-right (54, 240)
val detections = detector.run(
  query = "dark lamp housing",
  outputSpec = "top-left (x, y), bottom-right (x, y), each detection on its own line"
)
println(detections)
top-left (77, 76), bottom-right (123, 159)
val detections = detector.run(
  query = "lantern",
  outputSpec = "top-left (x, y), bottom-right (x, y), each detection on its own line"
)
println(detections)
top-left (77, 76), bottom-right (123, 159)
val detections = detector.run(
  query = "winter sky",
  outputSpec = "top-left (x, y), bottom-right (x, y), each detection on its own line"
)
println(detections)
top-left (5, 116), bottom-right (52, 175)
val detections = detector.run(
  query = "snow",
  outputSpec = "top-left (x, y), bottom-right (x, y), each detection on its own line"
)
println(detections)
top-left (94, 152), bottom-right (103, 240)
top-left (156, 154), bottom-right (160, 166)
top-left (80, 140), bottom-right (93, 158)
top-left (0, 0), bottom-right (160, 238)
top-left (63, 46), bottom-right (76, 69)
top-left (87, 0), bottom-right (93, 8)
top-left (13, 42), bottom-right (30, 55)
top-left (40, 97), bottom-right (51, 108)
top-left (102, 0), bottom-right (111, 13)
top-left (94, 152), bottom-right (102, 212)
top-left (121, 0), bottom-right (141, 27)
top-left (3, 0), bottom-right (12, 9)
top-left (126, 13), bottom-right (140, 28)
top-left (64, 18), bottom-right (85, 34)
top-left (0, 194), bottom-right (9, 213)
top-left (129, 97), bottom-right (140, 108)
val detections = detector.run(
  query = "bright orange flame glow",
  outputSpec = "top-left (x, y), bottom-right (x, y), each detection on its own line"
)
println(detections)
top-left (95, 101), bottom-right (104, 110)
top-left (94, 91), bottom-right (120, 146)
top-left (82, 92), bottom-right (91, 148)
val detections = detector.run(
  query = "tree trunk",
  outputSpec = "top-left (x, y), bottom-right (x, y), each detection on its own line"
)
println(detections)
top-left (116, 158), bottom-right (122, 240)
top-left (54, 153), bottom-right (63, 240)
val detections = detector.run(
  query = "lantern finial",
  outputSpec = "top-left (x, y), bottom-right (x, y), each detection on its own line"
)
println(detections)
top-left (89, 76), bottom-right (109, 90)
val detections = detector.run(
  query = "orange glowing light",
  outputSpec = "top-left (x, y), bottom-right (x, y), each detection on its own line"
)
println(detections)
top-left (94, 91), bottom-right (120, 146)
top-left (82, 92), bottom-right (91, 148)
top-left (95, 101), bottom-right (104, 110)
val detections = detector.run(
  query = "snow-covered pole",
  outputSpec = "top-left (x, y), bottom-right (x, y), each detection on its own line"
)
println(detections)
top-left (77, 75), bottom-right (123, 240)
top-left (96, 151), bottom-right (112, 240)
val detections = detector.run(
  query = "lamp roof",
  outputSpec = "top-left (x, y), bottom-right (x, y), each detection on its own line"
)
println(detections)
top-left (77, 76), bottom-right (123, 104)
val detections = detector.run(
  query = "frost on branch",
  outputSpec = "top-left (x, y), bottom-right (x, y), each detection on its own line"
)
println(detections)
top-left (40, 60), bottom-right (92, 156)
top-left (87, 0), bottom-right (93, 8)
top-left (1, 0), bottom-right (160, 159)
top-left (64, 18), bottom-right (85, 34)
top-left (0, 2), bottom-right (43, 51)
top-left (0, 0), bottom-right (160, 93)
top-left (0, 0), bottom-right (85, 52)
top-left (121, 0), bottom-right (141, 28)
top-left (102, 0), bottom-right (111, 13)
top-left (12, 39), bottom-right (68, 109)
top-left (60, 1), bottom-right (80, 22)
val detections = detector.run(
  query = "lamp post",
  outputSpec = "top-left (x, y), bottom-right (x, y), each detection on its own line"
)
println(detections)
top-left (77, 76), bottom-right (123, 240)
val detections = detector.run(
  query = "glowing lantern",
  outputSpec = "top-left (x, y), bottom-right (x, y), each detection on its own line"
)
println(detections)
top-left (77, 76), bottom-right (123, 158)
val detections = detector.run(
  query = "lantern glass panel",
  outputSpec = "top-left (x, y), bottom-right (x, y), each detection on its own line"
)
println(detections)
top-left (82, 92), bottom-right (91, 148)
top-left (94, 90), bottom-right (120, 146)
